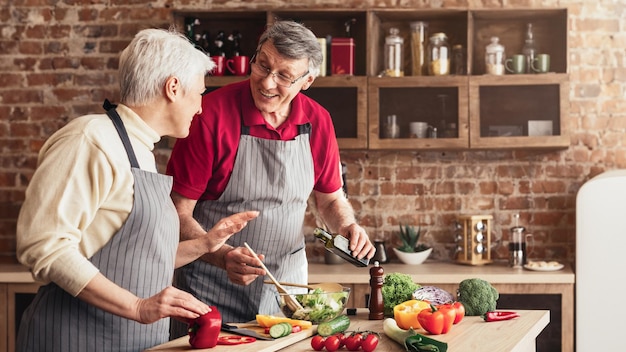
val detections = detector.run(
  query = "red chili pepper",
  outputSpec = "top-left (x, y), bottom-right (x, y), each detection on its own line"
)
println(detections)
top-left (188, 306), bottom-right (222, 348)
top-left (483, 311), bottom-right (520, 322)
top-left (217, 336), bottom-right (256, 345)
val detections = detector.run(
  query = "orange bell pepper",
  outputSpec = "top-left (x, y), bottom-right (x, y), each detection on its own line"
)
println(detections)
top-left (393, 299), bottom-right (430, 330)
top-left (417, 304), bottom-right (455, 335)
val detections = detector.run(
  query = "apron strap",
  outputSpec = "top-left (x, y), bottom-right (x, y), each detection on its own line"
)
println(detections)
top-left (239, 113), bottom-right (311, 137)
top-left (103, 99), bottom-right (140, 169)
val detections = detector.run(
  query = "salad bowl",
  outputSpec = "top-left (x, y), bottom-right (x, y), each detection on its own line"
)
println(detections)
top-left (277, 287), bottom-right (350, 324)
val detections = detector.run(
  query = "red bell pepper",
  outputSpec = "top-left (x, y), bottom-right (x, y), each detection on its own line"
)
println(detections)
top-left (217, 336), bottom-right (256, 345)
top-left (483, 311), bottom-right (520, 322)
top-left (451, 301), bottom-right (465, 324)
top-left (188, 306), bottom-right (222, 348)
top-left (417, 304), bottom-right (454, 335)
top-left (434, 304), bottom-right (457, 333)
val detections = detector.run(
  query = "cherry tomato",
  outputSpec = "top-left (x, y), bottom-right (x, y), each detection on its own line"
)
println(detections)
top-left (361, 333), bottom-right (379, 352)
top-left (292, 324), bottom-right (302, 333)
top-left (344, 333), bottom-right (363, 351)
top-left (324, 335), bottom-right (341, 352)
top-left (334, 333), bottom-right (346, 348)
top-left (311, 335), bottom-right (325, 351)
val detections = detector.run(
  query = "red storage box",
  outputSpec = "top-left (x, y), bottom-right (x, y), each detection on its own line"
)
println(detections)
top-left (331, 37), bottom-right (355, 75)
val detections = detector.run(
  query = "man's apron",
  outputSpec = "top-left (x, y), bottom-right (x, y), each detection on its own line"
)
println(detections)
top-left (171, 120), bottom-right (314, 336)
top-left (17, 102), bottom-right (179, 352)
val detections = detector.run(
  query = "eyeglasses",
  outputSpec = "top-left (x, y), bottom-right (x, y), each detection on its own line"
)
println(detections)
top-left (249, 55), bottom-right (309, 88)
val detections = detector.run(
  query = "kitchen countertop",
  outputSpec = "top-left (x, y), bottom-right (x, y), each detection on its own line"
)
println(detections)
top-left (308, 260), bottom-right (575, 284)
top-left (146, 309), bottom-right (550, 352)
top-left (0, 261), bottom-right (575, 284)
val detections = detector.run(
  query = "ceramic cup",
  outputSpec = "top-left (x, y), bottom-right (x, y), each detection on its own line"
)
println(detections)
top-left (532, 54), bottom-right (550, 73)
top-left (227, 55), bottom-right (250, 76)
top-left (410, 122), bottom-right (429, 138)
top-left (211, 56), bottom-right (226, 76)
top-left (505, 54), bottom-right (526, 74)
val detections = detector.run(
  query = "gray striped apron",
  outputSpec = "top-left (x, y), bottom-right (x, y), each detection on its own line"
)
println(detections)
top-left (17, 102), bottom-right (179, 352)
top-left (171, 120), bottom-right (314, 337)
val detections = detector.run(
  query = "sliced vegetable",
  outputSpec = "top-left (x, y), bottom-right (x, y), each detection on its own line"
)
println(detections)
top-left (255, 314), bottom-right (313, 329)
top-left (483, 311), bottom-right (520, 322)
top-left (269, 322), bottom-right (293, 338)
top-left (188, 306), bottom-right (221, 349)
top-left (216, 336), bottom-right (256, 345)
top-left (317, 314), bottom-right (351, 337)
top-left (394, 299), bottom-right (430, 330)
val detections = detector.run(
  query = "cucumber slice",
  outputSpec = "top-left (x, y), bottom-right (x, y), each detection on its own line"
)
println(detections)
top-left (317, 315), bottom-right (350, 337)
top-left (269, 322), bottom-right (292, 338)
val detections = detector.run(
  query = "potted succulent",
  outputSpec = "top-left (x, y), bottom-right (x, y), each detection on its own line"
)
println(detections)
top-left (392, 224), bottom-right (433, 265)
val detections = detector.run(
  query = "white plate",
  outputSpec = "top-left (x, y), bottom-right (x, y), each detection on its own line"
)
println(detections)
top-left (523, 262), bottom-right (564, 271)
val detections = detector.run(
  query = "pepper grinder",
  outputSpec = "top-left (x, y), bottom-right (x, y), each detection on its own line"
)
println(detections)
top-left (368, 261), bottom-right (384, 320)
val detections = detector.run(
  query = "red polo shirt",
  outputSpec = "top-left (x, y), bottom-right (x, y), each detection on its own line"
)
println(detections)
top-left (166, 79), bottom-right (342, 201)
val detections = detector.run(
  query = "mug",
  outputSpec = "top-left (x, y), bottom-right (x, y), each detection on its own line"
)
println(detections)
top-left (505, 54), bottom-right (525, 74)
top-left (227, 55), bottom-right (250, 76)
top-left (532, 54), bottom-right (550, 73)
top-left (410, 122), bottom-right (428, 138)
top-left (211, 56), bottom-right (226, 76)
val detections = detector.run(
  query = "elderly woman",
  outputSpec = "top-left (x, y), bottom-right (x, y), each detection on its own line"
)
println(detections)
top-left (16, 28), bottom-right (258, 352)
top-left (167, 20), bottom-right (375, 335)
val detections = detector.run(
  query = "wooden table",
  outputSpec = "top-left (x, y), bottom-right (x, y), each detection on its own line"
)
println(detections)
top-left (308, 261), bottom-right (574, 351)
top-left (146, 309), bottom-right (549, 352)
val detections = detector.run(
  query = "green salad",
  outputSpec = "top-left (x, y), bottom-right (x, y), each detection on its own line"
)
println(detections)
top-left (290, 288), bottom-right (349, 323)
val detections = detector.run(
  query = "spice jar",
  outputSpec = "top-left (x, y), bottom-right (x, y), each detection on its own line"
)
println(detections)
top-left (485, 36), bottom-right (505, 75)
top-left (427, 32), bottom-right (450, 76)
top-left (384, 27), bottom-right (404, 77)
top-left (410, 21), bottom-right (428, 76)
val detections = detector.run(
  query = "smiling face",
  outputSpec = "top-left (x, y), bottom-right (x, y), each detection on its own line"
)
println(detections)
top-left (249, 41), bottom-right (314, 122)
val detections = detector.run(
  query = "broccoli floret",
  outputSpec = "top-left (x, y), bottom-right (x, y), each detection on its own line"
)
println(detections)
top-left (381, 273), bottom-right (420, 317)
top-left (457, 278), bottom-right (499, 316)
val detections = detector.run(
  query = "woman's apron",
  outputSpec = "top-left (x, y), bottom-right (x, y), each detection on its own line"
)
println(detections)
top-left (17, 102), bottom-right (179, 352)
top-left (171, 120), bottom-right (314, 337)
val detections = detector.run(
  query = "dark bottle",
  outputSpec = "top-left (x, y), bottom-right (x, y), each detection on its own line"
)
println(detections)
top-left (522, 23), bottom-right (537, 74)
top-left (226, 30), bottom-right (242, 57)
top-left (212, 30), bottom-right (226, 57)
top-left (368, 261), bottom-right (384, 320)
top-left (314, 227), bottom-right (369, 267)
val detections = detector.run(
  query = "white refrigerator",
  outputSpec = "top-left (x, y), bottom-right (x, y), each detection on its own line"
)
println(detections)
top-left (576, 169), bottom-right (626, 351)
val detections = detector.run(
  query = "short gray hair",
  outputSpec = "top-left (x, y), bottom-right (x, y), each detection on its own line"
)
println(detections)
top-left (256, 20), bottom-right (323, 78)
top-left (119, 28), bottom-right (215, 106)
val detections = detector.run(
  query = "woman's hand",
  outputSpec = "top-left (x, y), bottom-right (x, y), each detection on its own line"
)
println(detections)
top-left (135, 286), bottom-right (211, 324)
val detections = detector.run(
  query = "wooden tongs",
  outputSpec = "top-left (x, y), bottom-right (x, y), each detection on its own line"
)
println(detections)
top-left (243, 242), bottom-right (304, 312)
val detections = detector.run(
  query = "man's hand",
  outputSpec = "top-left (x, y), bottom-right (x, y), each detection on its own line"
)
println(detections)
top-left (341, 223), bottom-right (376, 260)
top-left (222, 246), bottom-right (266, 286)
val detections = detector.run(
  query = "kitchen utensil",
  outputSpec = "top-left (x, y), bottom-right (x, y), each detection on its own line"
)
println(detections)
top-left (243, 242), bottom-right (303, 311)
top-left (221, 323), bottom-right (274, 341)
top-left (263, 280), bottom-right (343, 293)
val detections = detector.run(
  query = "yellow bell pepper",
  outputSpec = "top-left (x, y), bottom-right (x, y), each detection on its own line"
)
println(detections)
top-left (393, 299), bottom-right (430, 330)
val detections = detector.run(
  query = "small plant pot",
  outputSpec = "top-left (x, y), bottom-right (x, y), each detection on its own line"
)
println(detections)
top-left (393, 247), bottom-right (432, 265)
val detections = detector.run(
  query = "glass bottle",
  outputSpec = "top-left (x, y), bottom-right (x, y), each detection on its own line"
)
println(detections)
top-left (485, 36), bottom-right (505, 75)
top-left (522, 23), bottom-right (537, 74)
top-left (451, 44), bottom-right (465, 75)
top-left (384, 114), bottom-right (400, 139)
top-left (313, 228), bottom-right (369, 267)
top-left (410, 21), bottom-right (428, 76)
top-left (384, 27), bottom-right (404, 77)
top-left (427, 32), bottom-right (450, 76)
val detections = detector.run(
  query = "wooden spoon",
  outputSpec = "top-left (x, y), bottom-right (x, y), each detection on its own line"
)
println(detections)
top-left (243, 242), bottom-right (303, 312)
top-left (264, 281), bottom-right (344, 293)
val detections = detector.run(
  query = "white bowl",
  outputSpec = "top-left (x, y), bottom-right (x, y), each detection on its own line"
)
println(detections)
top-left (393, 247), bottom-right (432, 265)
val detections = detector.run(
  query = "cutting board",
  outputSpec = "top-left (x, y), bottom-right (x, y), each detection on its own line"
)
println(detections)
top-left (144, 323), bottom-right (317, 352)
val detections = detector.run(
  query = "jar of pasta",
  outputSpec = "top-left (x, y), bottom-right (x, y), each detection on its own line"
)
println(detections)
top-left (485, 36), bottom-right (505, 75)
top-left (427, 32), bottom-right (450, 76)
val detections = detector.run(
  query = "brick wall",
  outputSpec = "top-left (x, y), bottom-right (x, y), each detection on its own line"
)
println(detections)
top-left (0, 0), bottom-right (621, 265)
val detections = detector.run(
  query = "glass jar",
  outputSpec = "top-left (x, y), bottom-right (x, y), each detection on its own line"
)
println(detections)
top-left (485, 36), bottom-right (505, 75)
top-left (427, 32), bottom-right (450, 76)
top-left (451, 44), bottom-right (465, 75)
top-left (410, 21), bottom-right (428, 76)
top-left (384, 27), bottom-right (404, 77)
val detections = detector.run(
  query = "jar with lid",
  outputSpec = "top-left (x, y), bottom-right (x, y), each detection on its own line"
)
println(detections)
top-left (410, 21), bottom-right (428, 76)
top-left (427, 32), bottom-right (450, 76)
top-left (485, 36), bottom-right (505, 75)
top-left (384, 27), bottom-right (404, 77)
